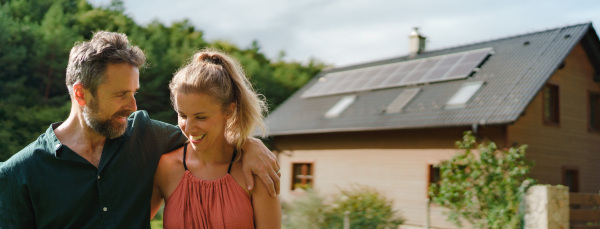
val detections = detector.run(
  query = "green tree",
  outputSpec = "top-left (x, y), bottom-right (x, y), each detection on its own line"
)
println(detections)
top-left (429, 131), bottom-right (535, 228)
top-left (0, 0), bottom-right (324, 161)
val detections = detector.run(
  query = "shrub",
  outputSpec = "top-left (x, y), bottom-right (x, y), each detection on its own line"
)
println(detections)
top-left (429, 131), bottom-right (535, 228)
top-left (283, 186), bottom-right (404, 229)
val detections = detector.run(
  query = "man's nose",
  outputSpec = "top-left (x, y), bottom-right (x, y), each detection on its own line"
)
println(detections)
top-left (128, 94), bottom-right (137, 111)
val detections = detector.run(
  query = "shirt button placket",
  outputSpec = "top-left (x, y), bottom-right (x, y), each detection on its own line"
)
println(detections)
top-left (97, 172), bottom-right (108, 221)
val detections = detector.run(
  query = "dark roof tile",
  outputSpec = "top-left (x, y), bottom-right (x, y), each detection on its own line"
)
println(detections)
top-left (266, 23), bottom-right (596, 136)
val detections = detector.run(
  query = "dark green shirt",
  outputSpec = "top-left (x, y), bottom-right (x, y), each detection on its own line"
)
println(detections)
top-left (0, 111), bottom-right (186, 228)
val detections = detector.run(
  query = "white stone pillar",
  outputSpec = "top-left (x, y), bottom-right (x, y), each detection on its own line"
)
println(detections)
top-left (524, 185), bottom-right (569, 229)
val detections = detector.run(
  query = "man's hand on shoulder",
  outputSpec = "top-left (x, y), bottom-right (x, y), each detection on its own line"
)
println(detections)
top-left (241, 137), bottom-right (280, 197)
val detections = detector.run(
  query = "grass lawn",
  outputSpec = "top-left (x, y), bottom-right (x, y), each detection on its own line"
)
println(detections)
top-left (150, 218), bottom-right (163, 229)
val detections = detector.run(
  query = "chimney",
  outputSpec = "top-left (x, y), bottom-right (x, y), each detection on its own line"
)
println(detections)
top-left (409, 27), bottom-right (426, 58)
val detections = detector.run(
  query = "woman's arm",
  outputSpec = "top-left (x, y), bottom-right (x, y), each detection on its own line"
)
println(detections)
top-left (252, 175), bottom-right (281, 229)
top-left (150, 154), bottom-right (170, 220)
top-left (242, 137), bottom-right (281, 197)
top-left (150, 182), bottom-right (163, 220)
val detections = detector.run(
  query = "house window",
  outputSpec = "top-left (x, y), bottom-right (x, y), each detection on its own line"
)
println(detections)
top-left (590, 92), bottom-right (600, 131)
top-left (562, 167), bottom-right (579, 192)
top-left (291, 163), bottom-right (313, 190)
top-left (324, 95), bottom-right (356, 118)
top-left (386, 88), bottom-right (421, 113)
top-left (427, 164), bottom-right (442, 198)
top-left (446, 81), bottom-right (484, 109)
top-left (543, 84), bottom-right (559, 124)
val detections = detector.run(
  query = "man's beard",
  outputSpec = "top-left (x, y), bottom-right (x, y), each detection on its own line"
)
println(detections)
top-left (83, 97), bottom-right (132, 139)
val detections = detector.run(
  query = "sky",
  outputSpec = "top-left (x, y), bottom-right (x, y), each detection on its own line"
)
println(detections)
top-left (90, 0), bottom-right (600, 68)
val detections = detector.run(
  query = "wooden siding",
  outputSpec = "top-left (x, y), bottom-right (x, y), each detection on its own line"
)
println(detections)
top-left (278, 148), bottom-right (461, 228)
top-left (272, 42), bottom-right (600, 229)
top-left (273, 126), bottom-right (507, 151)
top-left (507, 43), bottom-right (600, 192)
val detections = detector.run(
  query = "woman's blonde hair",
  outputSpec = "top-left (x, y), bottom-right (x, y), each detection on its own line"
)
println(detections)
top-left (169, 49), bottom-right (267, 150)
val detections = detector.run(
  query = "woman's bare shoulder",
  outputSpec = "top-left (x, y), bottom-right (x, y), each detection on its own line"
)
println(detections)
top-left (157, 146), bottom-right (185, 175)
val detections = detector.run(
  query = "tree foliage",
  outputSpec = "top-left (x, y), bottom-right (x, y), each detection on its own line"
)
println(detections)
top-left (429, 131), bottom-right (535, 228)
top-left (0, 0), bottom-right (326, 161)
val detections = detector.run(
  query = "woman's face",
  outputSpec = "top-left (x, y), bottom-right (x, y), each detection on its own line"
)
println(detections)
top-left (175, 92), bottom-right (234, 151)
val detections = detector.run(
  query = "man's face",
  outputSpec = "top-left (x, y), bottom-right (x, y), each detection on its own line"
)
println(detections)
top-left (82, 63), bottom-right (140, 139)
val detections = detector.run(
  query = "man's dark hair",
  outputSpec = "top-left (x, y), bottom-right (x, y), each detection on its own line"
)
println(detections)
top-left (65, 31), bottom-right (145, 96)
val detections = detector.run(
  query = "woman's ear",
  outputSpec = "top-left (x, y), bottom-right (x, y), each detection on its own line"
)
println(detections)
top-left (225, 102), bottom-right (236, 119)
top-left (73, 83), bottom-right (86, 106)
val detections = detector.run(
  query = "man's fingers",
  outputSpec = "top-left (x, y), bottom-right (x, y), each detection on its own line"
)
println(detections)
top-left (259, 171), bottom-right (276, 197)
top-left (274, 172), bottom-right (281, 195)
top-left (269, 168), bottom-right (280, 194)
top-left (244, 168), bottom-right (255, 191)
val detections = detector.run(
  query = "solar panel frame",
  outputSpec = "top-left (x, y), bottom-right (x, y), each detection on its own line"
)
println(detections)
top-left (302, 47), bottom-right (493, 98)
top-left (443, 48), bottom-right (492, 80)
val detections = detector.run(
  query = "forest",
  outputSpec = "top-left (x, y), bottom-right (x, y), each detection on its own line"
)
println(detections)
top-left (0, 0), bottom-right (325, 161)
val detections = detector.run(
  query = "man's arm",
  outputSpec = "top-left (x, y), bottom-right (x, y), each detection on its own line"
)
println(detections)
top-left (0, 163), bottom-right (36, 228)
top-left (241, 137), bottom-right (281, 197)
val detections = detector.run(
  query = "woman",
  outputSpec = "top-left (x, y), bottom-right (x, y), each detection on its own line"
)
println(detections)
top-left (151, 49), bottom-right (281, 228)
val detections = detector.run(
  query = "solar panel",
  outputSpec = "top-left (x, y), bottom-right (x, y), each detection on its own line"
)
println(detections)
top-left (444, 48), bottom-right (492, 80)
top-left (302, 47), bottom-right (492, 98)
top-left (301, 72), bottom-right (343, 98)
top-left (344, 66), bottom-right (382, 93)
top-left (400, 57), bottom-right (441, 85)
top-left (382, 60), bottom-right (421, 86)
top-left (329, 68), bottom-right (364, 94)
top-left (362, 62), bottom-right (403, 90)
top-left (421, 54), bottom-right (463, 82)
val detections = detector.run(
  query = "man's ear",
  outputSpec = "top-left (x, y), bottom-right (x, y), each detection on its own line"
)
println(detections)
top-left (73, 83), bottom-right (86, 106)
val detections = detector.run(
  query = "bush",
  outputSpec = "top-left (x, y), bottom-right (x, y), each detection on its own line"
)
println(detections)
top-left (282, 189), bottom-right (329, 228)
top-left (283, 186), bottom-right (404, 229)
top-left (429, 131), bottom-right (535, 228)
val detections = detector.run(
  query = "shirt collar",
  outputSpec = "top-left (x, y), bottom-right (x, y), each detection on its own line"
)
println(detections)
top-left (46, 121), bottom-right (130, 158)
top-left (47, 122), bottom-right (64, 157)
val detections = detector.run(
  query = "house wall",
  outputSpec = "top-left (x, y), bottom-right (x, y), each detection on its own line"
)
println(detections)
top-left (507, 43), bottom-right (600, 192)
top-left (274, 126), bottom-right (505, 228)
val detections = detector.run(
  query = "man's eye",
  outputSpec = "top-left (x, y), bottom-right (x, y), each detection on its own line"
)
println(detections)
top-left (196, 117), bottom-right (206, 120)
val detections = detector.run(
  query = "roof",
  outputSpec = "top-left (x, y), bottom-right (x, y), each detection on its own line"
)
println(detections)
top-left (266, 23), bottom-right (600, 136)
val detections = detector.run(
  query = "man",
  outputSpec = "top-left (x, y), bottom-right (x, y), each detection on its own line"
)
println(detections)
top-left (0, 31), bottom-right (280, 228)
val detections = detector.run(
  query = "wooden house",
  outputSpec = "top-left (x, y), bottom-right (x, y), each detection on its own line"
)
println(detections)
top-left (266, 23), bottom-right (600, 228)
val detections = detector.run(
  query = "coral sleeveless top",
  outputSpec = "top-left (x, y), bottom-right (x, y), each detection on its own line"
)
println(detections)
top-left (163, 145), bottom-right (254, 229)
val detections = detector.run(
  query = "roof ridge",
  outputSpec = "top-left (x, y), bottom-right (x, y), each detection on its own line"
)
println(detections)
top-left (329, 22), bottom-right (592, 72)
top-left (428, 21), bottom-right (592, 53)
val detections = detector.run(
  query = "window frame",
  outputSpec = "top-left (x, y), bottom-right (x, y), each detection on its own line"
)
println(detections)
top-left (588, 91), bottom-right (600, 132)
top-left (542, 83), bottom-right (560, 125)
top-left (290, 162), bottom-right (314, 191)
top-left (324, 95), bottom-right (356, 118)
top-left (561, 166), bottom-right (579, 193)
top-left (445, 81), bottom-right (485, 109)
top-left (427, 164), bottom-right (442, 199)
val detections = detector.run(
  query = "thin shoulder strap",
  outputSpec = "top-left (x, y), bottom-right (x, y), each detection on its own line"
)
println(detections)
top-left (227, 148), bottom-right (238, 174)
top-left (183, 143), bottom-right (188, 171)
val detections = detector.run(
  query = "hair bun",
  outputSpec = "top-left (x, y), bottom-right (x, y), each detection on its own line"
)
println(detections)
top-left (198, 53), bottom-right (223, 65)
